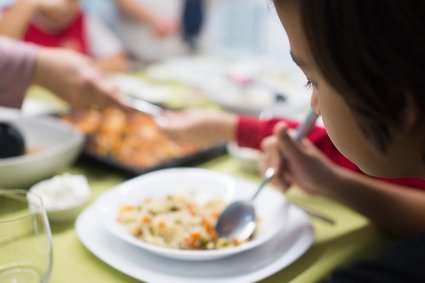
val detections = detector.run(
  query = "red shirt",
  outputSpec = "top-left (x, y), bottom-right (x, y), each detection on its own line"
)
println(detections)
top-left (236, 115), bottom-right (425, 190)
top-left (23, 11), bottom-right (89, 55)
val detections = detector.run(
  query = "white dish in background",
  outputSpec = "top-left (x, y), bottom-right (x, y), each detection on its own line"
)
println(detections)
top-left (76, 203), bottom-right (314, 283)
top-left (145, 56), bottom-right (301, 115)
top-left (226, 142), bottom-right (260, 173)
top-left (93, 168), bottom-right (288, 261)
top-left (0, 107), bottom-right (83, 188)
top-left (111, 74), bottom-right (175, 104)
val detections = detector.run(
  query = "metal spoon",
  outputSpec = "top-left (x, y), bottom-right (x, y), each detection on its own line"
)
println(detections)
top-left (215, 110), bottom-right (321, 242)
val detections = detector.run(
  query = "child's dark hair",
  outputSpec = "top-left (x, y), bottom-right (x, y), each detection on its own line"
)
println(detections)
top-left (276, 0), bottom-right (425, 151)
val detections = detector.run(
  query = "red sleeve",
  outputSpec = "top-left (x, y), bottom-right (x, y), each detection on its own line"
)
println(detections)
top-left (236, 116), bottom-right (299, 149)
top-left (235, 116), bottom-right (425, 191)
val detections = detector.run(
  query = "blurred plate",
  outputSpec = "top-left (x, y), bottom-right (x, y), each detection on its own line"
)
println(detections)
top-left (111, 74), bottom-right (175, 105)
top-left (145, 56), bottom-right (302, 115)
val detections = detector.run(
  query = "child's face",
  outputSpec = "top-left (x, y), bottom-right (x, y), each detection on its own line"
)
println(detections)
top-left (39, 0), bottom-right (80, 30)
top-left (275, 0), bottom-right (424, 177)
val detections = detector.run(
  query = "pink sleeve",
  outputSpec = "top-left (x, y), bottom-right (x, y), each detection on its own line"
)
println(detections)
top-left (0, 37), bottom-right (38, 108)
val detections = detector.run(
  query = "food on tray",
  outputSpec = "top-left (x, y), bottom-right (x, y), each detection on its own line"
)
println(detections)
top-left (117, 194), bottom-right (255, 250)
top-left (62, 107), bottom-right (199, 169)
top-left (0, 122), bottom-right (26, 158)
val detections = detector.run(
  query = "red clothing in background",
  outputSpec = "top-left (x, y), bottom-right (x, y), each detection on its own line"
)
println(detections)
top-left (236, 115), bottom-right (425, 190)
top-left (24, 11), bottom-right (89, 55)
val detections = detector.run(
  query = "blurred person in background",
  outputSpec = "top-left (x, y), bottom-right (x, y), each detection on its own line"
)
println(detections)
top-left (0, 0), bottom-right (129, 73)
top-left (83, 0), bottom-right (207, 65)
top-left (0, 36), bottom-right (123, 110)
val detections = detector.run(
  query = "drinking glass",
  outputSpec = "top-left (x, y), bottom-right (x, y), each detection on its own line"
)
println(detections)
top-left (0, 189), bottom-right (52, 283)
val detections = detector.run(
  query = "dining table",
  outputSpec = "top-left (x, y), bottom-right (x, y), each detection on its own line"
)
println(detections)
top-left (24, 71), bottom-right (395, 282)
top-left (44, 153), bottom-right (393, 283)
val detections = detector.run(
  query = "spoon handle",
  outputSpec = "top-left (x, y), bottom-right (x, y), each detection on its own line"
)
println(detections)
top-left (293, 110), bottom-right (319, 142)
top-left (251, 167), bottom-right (275, 201)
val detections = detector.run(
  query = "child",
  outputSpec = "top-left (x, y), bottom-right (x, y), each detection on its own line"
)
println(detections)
top-left (162, 1), bottom-right (425, 280)
top-left (265, 0), bottom-right (425, 282)
top-left (84, 0), bottom-right (195, 64)
top-left (0, 0), bottom-right (128, 73)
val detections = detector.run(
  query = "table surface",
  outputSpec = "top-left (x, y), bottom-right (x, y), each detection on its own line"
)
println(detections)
top-left (48, 154), bottom-right (392, 283)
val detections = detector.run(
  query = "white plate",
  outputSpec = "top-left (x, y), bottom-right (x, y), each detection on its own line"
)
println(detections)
top-left (76, 203), bottom-right (314, 283)
top-left (93, 168), bottom-right (288, 261)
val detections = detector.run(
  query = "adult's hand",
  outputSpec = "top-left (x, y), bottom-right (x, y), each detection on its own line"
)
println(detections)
top-left (33, 48), bottom-right (124, 110)
top-left (159, 109), bottom-right (237, 147)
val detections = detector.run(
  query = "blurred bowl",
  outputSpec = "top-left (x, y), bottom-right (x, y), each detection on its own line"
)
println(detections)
top-left (226, 142), bottom-right (260, 173)
top-left (0, 107), bottom-right (84, 188)
top-left (30, 174), bottom-right (91, 222)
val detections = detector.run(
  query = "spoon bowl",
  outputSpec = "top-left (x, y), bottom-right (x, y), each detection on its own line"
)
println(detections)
top-left (215, 167), bottom-right (275, 242)
top-left (215, 200), bottom-right (256, 242)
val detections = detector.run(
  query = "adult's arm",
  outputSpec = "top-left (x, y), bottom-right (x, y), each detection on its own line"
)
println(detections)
top-left (0, 0), bottom-right (39, 39)
top-left (0, 37), bottom-right (38, 108)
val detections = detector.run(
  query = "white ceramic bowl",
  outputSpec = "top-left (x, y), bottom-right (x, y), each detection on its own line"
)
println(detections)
top-left (0, 108), bottom-right (84, 188)
top-left (94, 168), bottom-right (288, 261)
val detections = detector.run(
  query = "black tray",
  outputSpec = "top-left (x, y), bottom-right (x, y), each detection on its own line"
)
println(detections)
top-left (79, 142), bottom-right (227, 176)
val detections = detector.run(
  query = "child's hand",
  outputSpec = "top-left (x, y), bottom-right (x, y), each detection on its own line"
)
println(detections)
top-left (259, 122), bottom-right (340, 195)
top-left (159, 110), bottom-right (237, 147)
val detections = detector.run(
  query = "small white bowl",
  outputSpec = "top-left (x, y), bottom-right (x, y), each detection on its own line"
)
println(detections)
top-left (226, 142), bottom-right (260, 173)
top-left (30, 174), bottom-right (91, 222)
top-left (0, 107), bottom-right (84, 188)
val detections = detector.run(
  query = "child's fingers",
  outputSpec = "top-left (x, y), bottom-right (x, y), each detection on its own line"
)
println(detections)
top-left (260, 135), bottom-right (292, 192)
top-left (273, 122), bottom-right (305, 162)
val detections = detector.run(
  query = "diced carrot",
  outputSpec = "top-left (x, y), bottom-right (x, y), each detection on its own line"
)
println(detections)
top-left (141, 216), bottom-right (152, 224)
top-left (120, 205), bottom-right (135, 212)
top-left (188, 204), bottom-right (196, 215)
top-left (191, 231), bottom-right (201, 241)
top-left (158, 221), bottom-right (166, 229)
top-left (209, 230), bottom-right (218, 240)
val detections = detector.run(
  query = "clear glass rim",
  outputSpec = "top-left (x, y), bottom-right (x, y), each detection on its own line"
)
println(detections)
top-left (0, 189), bottom-right (45, 223)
